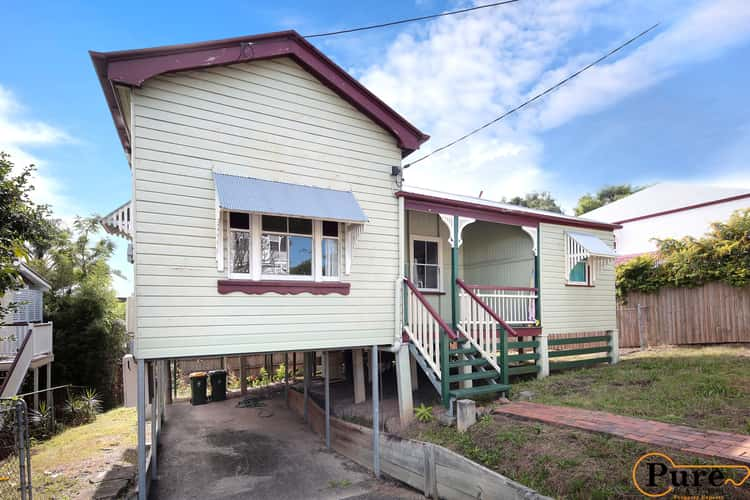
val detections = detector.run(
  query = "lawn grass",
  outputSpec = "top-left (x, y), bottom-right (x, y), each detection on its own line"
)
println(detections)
top-left (511, 345), bottom-right (750, 434)
top-left (408, 415), bottom-right (750, 499)
top-left (29, 407), bottom-right (136, 498)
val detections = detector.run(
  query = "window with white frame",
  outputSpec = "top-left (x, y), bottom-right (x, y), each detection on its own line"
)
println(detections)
top-left (411, 236), bottom-right (441, 291)
top-left (567, 259), bottom-right (590, 285)
top-left (262, 216), bottom-right (313, 277)
top-left (229, 212), bottom-right (251, 275)
top-left (321, 221), bottom-right (340, 279)
top-left (223, 211), bottom-right (341, 281)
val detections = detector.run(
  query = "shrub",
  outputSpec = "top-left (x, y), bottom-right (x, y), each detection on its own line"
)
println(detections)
top-left (63, 388), bottom-right (101, 426)
top-left (415, 403), bottom-right (434, 423)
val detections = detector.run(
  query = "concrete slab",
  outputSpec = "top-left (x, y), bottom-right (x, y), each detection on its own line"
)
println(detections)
top-left (151, 394), bottom-right (420, 500)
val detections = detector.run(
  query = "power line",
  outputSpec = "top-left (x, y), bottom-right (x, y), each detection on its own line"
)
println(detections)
top-left (404, 23), bottom-right (660, 169)
top-left (304, 0), bottom-right (521, 38)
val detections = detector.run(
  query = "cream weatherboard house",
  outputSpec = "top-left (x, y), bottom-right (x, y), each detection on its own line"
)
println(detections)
top-left (92, 31), bottom-right (621, 497)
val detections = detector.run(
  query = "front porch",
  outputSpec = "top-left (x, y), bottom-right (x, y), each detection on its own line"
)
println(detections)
top-left (399, 189), bottom-right (620, 408)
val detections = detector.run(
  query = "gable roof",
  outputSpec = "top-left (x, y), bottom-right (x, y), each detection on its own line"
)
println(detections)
top-left (90, 30), bottom-right (429, 158)
top-left (398, 186), bottom-right (620, 231)
top-left (584, 183), bottom-right (750, 224)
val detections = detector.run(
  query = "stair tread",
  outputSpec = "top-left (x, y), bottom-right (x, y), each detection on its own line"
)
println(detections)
top-left (448, 358), bottom-right (489, 368)
top-left (449, 384), bottom-right (510, 399)
top-left (447, 370), bottom-right (500, 382)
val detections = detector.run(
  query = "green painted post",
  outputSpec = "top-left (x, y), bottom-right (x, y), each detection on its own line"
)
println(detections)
top-left (440, 332), bottom-right (450, 408)
top-left (500, 329), bottom-right (509, 387)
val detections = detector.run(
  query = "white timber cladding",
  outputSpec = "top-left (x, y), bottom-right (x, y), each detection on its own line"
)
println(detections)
top-left (539, 223), bottom-right (617, 334)
top-left (130, 57), bottom-right (402, 359)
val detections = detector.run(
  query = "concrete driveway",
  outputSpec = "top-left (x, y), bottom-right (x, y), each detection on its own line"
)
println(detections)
top-left (152, 392), bottom-right (421, 499)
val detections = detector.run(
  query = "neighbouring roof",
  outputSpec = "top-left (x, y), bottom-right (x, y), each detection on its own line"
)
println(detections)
top-left (18, 263), bottom-right (51, 291)
top-left (584, 183), bottom-right (750, 224)
top-left (214, 173), bottom-right (368, 224)
top-left (398, 186), bottom-right (620, 231)
top-left (568, 232), bottom-right (617, 258)
top-left (89, 30), bottom-right (429, 158)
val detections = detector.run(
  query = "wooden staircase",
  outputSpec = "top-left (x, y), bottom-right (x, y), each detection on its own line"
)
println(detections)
top-left (403, 277), bottom-right (543, 407)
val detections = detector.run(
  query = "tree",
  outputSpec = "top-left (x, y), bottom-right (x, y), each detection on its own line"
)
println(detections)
top-left (616, 208), bottom-right (750, 301)
top-left (504, 191), bottom-right (563, 213)
top-left (574, 184), bottom-right (641, 215)
top-left (0, 152), bottom-right (51, 320)
top-left (35, 216), bottom-right (127, 409)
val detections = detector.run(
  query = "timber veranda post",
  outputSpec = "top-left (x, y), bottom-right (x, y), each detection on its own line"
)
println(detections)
top-left (442, 215), bottom-right (461, 409)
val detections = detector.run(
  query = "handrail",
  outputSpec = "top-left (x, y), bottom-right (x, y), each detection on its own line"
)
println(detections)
top-left (0, 328), bottom-right (32, 396)
top-left (404, 277), bottom-right (458, 340)
top-left (464, 285), bottom-right (538, 292)
top-left (456, 279), bottom-right (520, 337)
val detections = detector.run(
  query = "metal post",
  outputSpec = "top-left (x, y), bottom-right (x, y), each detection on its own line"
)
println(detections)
top-left (500, 330), bottom-right (509, 389)
top-left (172, 360), bottom-right (177, 400)
top-left (16, 400), bottom-right (28, 500)
top-left (324, 351), bottom-right (330, 448)
top-left (137, 358), bottom-right (147, 500)
top-left (151, 362), bottom-right (158, 480)
top-left (371, 345), bottom-right (380, 478)
top-left (284, 352), bottom-right (289, 405)
top-left (46, 362), bottom-right (52, 410)
top-left (303, 352), bottom-right (310, 423)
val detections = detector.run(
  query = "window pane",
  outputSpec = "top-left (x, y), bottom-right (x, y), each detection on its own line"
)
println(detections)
top-left (229, 212), bottom-right (250, 230)
top-left (413, 240), bottom-right (426, 263)
top-left (569, 261), bottom-right (587, 283)
top-left (289, 236), bottom-right (312, 275)
top-left (232, 231), bottom-right (250, 273)
top-left (289, 218), bottom-right (312, 235)
top-left (425, 241), bottom-right (438, 265)
top-left (425, 266), bottom-right (439, 289)
top-left (262, 215), bottom-right (287, 232)
top-left (261, 234), bottom-right (288, 275)
top-left (415, 264), bottom-right (426, 289)
top-left (322, 221), bottom-right (339, 237)
top-left (322, 238), bottom-right (339, 277)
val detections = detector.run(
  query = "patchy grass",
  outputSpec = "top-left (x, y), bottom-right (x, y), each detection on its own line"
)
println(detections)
top-left (408, 416), bottom-right (750, 499)
top-left (512, 345), bottom-right (750, 434)
top-left (29, 407), bottom-right (137, 498)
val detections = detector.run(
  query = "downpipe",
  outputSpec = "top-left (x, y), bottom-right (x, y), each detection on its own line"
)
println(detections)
top-left (383, 276), bottom-right (403, 353)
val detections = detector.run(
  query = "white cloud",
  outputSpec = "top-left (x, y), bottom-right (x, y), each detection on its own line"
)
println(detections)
top-left (354, 0), bottom-right (750, 207)
top-left (0, 84), bottom-right (75, 219)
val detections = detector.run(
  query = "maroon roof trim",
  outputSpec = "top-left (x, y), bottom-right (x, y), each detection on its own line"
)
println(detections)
top-left (217, 279), bottom-right (350, 296)
top-left (90, 31), bottom-right (429, 157)
top-left (613, 192), bottom-right (750, 224)
top-left (397, 191), bottom-right (621, 230)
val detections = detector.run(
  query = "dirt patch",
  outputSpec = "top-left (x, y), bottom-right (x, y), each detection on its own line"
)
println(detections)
top-left (204, 430), bottom-right (281, 475)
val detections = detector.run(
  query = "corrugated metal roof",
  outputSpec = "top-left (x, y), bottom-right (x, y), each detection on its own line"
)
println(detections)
top-left (568, 232), bottom-right (617, 258)
top-left (213, 173), bottom-right (368, 223)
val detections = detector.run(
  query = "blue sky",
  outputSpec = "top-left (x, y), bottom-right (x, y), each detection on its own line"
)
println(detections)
top-left (1, 0), bottom-right (749, 296)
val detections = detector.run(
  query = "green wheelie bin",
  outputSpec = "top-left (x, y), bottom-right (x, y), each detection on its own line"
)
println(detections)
top-left (209, 369), bottom-right (227, 401)
top-left (189, 371), bottom-right (208, 405)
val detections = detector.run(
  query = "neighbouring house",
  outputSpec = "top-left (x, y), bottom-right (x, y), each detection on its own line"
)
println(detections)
top-left (91, 31), bottom-right (621, 498)
top-left (0, 263), bottom-right (54, 407)
top-left (583, 183), bottom-right (750, 262)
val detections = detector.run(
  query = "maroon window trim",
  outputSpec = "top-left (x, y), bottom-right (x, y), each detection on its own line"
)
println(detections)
top-left (217, 279), bottom-right (350, 296)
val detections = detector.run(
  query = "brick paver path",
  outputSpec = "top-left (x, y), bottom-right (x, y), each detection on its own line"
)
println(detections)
top-left (494, 402), bottom-right (750, 464)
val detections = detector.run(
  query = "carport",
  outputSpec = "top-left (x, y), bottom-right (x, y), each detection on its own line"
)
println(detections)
top-left (137, 347), bottom-right (417, 499)
top-left (151, 393), bottom-right (418, 499)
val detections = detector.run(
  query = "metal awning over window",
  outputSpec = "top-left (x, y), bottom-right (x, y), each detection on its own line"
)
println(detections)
top-left (565, 231), bottom-right (617, 283)
top-left (213, 173), bottom-right (368, 223)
